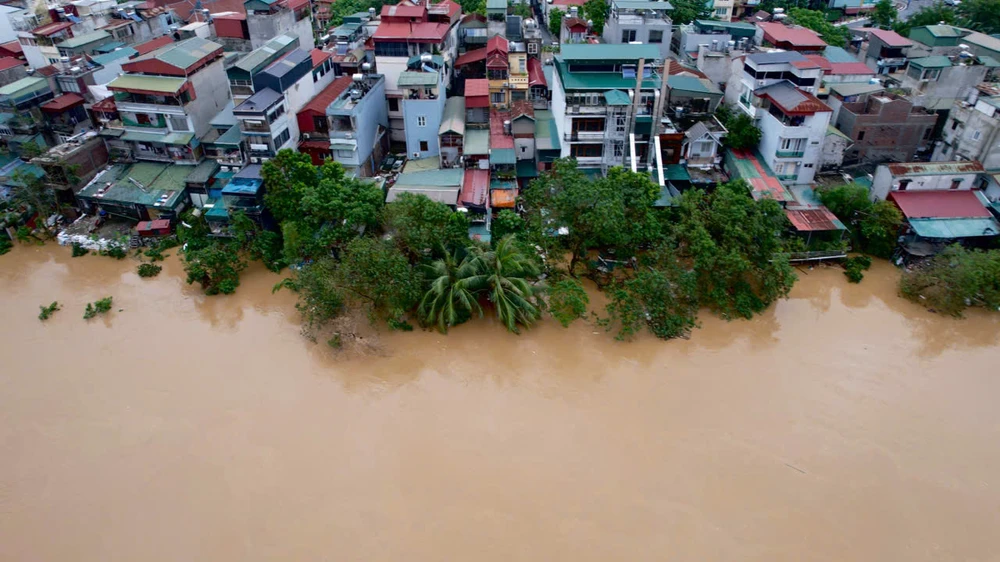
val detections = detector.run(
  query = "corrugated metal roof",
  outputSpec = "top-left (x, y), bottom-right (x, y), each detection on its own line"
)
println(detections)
top-left (455, 48), bottom-right (487, 66)
top-left (908, 217), bottom-right (1000, 238)
top-left (747, 51), bottom-right (808, 65)
top-left (919, 24), bottom-right (964, 38)
top-left (822, 46), bottom-right (859, 63)
top-left (395, 168), bottom-right (463, 187)
top-left (534, 110), bottom-right (560, 151)
top-left (725, 149), bottom-right (795, 202)
top-left (460, 168), bottom-right (489, 207)
top-left (965, 32), bottom-right (1000, 54)
top-left (603, 89), bottom-right (631, 106)
top-left (397, 71), bottom-right (439, 86)
top-left (234, 87), bottom-right (282, 113)
top-left (759, 22), bottom-right (827, 48)
top-left (908, 56), bottom-right (952, 68)
top-left (868, 28), bottom-right (913, 48)
top-left (121, 130), bottom-right (195, 145)
top-left (130, 37), bottom-right (222, 71)
top-left (58, 30), bottom-right (111, 49)
top-left (91, 47), bottom-right (137, 65)
top-left (490, 148), bottom-right (516, 164)
top-left (0, 76), bottom-right (48, 97)
top-left (755, 80), bottom-right (830, 114)
top-left (888, 190), bottom-right (991, 219)
top-left (464, 129), bottom-right (489, 155)
top-left (669, 74), bottom-right (722, 96)
top-left (109, 74), bottom-right (186, 93)
top-left (465, 78), bottom-right (489, 97)
top-left (885, 161), bottom-right (984, 176)
top-left (561, 43), bottom-right (661, 62)
top-left (828, 61), bottom-right (875, 75)
top-left (785, 208), bottom-right (846, 231)
top-left (261, 48), bottom-right (310, 79)
top-left (486, 0), bottom-right (506, 9)
top-left (439, 96), bottom-right (465, 136)
top-left (613, 0), bottom-right (673, 9)
top-left (830, 82), bottom-right (884, 97)
top-left (234, 34), bottom-right (298, 73)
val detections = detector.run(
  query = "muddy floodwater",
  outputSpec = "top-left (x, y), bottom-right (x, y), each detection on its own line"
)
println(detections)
top-left (2, 246), bottom-right (1000, 561)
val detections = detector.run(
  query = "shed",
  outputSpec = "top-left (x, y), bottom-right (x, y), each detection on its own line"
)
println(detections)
top-left (137, 219), bottom-right (172, 236)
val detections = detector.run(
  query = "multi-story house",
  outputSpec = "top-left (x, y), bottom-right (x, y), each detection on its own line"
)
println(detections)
top-left (326, 11), bottom-right (374, 77)
top-left (550, 43), bottom-right (663, 172)
top-left (400, 55), bottom-right (447, 160)
top-left (835, 92), bottom-right (938, 164)
top-left (906, 25), bottom-right (968, 58)
top-left (741, 79), bottom-right (832, 185)
top-left (757, 22), bottom-right (827, 53)
top-left (602, 0), bottom-right (673, 60)
top-left (244, 0), bottom-right (313, 52)
top-left (898, 56), bottom-right (989, 112)
top-left (862, 28), bottom-right (912, 75)
top-left (233, 48), bottom-right (315, 162)
top-left (726, 51), bottom-right (823, 109)
top-left (296, 73), bottom-right (389, 177)
top-left (106, 37), bottom-right (230, 164)
top-left (486, 35), bottom-right (509, 108)
top-left (675, 19), bottom-right (757, 65)
top-left (933, 85), bottom-right (1000, 168)
top-left (438, 96), bottom-right (465, 168)
top-left (227, 34), bottom-right (299, 105)
top-left (560, 16), bottom-right (589, 45)
top-left (508, 41), bottom-right (529, 103)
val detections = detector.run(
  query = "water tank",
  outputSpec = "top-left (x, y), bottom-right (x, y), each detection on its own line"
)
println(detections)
top-left (773, 7), bottom-right (784, 13)
top-left (361, 62), bottom-right (372, 71)
top-left (352, 73), bottom-right (364, 82)
top-left (421, 53), bottom-right (433, 63)
top-left (369, 7), bottom-right (376, 16)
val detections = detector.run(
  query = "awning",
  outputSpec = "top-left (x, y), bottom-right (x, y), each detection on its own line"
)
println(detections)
top-left (490, 148), bottom-right (516, 164)
top-left (491, 188), bottom-right (517, 208)
top-left (785, 207), bottom-right (846, 232)
top-left (908, 217), bottom-right (1000, 238)
top-left (121, 130), bottom-right (195, 145)
top-left (515, 160), bottom-right (538, 178)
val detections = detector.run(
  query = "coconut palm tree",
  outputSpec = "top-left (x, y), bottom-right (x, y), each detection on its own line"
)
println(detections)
top-left (418, 248), bottom-right (483, 333)
top-left (472, 235), bottom-right (544, 333)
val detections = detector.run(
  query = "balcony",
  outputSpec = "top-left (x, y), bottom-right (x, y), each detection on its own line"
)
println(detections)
top-left (240, 120), bottom-right (272, 134)
top-left (775, 150), bottom-right (805, 158)
top-left (566, 105), bottom-right (609, 115)
top-left (564, 130), bottom-right (606, 141)
top-left (115, 99), bottom-right (186, 116)
top-left (878, 57), bottom-right (907, 68)
top-left (121, 114), bottom-right (167, 130)
top-left (614, 13), bottom-right (668, 25)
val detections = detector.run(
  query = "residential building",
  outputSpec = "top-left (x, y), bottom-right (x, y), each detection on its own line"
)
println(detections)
top-left (0, 5), bottom-right (26, 46)
top-left (199, 105), bottom-right (247, 187)
top-left (296, 73), bottom-right (389, 176)
top-left (234, 88), bottom-right (295, 161)
top-left (726, 51), bottom-right (824, 110)
top-left (870, 161), bottom-right (986, 201)
top-left (906, 25), bottom-right (968, 57)
top-left (963, 32), bottom-right (1000, 61)
top-left (508, 41), bottom-right (529, 103)
top-left (371, 0), bottom-right (457, 95)
top-left (835, 93), bottom-right (938, 164)
top-left (603, 0), bottom-right (673, 60)
top-left (0, 56), bottom-right (26, 84)
top-left (933, 85), bottom-right (1000, 168)
top-left (244, 0), bottom-right (313, 52)
top-left (542, 0), bottom-right (586, 30)
top-left (486, 35), bottom-right (510, 108)
top-left (309, 49), bottom-right (337, 93)
top-left (821, 125), bottom-right (851, 170)
top-left (76, 161), bottom-right (192, 220)
top-left (528, 56), bottom-right (548, 110)
top-left (756, 22), bottom-right (827, 53)
top-left (824, 0), bottom-right (877, 17)
top-left (551, 43), bottom-right (663, 172)
top-left (439, 96), bottom-right (465, 168)
top-left (387, 159), bottom-right (463, 205)
top-left (212, 12), bottom-right (252, 52)
top-left (675, 20), bottom-right (757, 65)
top-left (227, 34), bottom-right (299, 104)
top-left (743, 80), bottom-right (832, 185)
top-left (560, 16), bottom-right (589, 45)
top-left (457, 13), bottom-right (487, 53)
top-left (399, 55), bottom-right (447, 160)
top-left (30, 132), bottom-right (109, 202)
top-left (682, 117), bottom-right (727, 168)
top-left (106, 37), bottom-right (230, 164)
top-left (898, 56), bottom-right (989, 112)
top-left (862, 28), bottom-right (912, 75)
top-left (325, 12), bottom-right (374, 77)
top-left (522, 16), bottom-right (542, 57)
top-left (826, 81), bottom-right (885, 124)
top-left (465, 78), bottom-right (489, 129)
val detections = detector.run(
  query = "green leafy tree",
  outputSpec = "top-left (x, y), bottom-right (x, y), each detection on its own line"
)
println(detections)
top-left (183, 240), bottom-right (248, 295)
top-left (18, 141), bottom-right (44, 160)
top-left (818, 184), bottom-right (901, 258)
top-left (669, 0), bottom-right (712, 25)
top-left (548, 278), bottom-right (589, 327)
top-left (512, 3), bottom-right (531, 18)
top-left (603, 257), bottom-right (699, 340)
top-left (548, 8), bottom-right (564, 37)
top-left (899, 245), bottom-right (1000, 316)
top-left (672, 181), bottom-right (797, 319)
top-left (384, 192), bottom-right (470, 260)
top-left (491, 209), bottom-right (526, 241)
top-left (787, 8), bottom-right (851, 47)
top-left (418, 248), bottom-right (483, 332)
top-left (458, 0), bottom-right (485, 17)
top-left (337, 237), bottom-right (421, 323)
top-left (276, 257), bottom-right (345, 339)
top-left (9, 170), bottom-right (59, 238)
top-left (469, 235), bottom-right (544, 333)
top-left (958, 0), bottom-right (1000, 34)
top-left (859, 200), bottom-right (903, 259)
top-left (870, 0), bottom-right (897, 29)
top-left (38, 301), bottom-right (60, 321)
top-left (260, 149), bottom-right (318, 223)
top-left (583, 0), bottom-right (607, 35)
top-left (894, 2), bottom-right (957, 35)
top-left (721, 112), bottom-right (762, 150)
top-left (818, 183), bottom-right (870, 220)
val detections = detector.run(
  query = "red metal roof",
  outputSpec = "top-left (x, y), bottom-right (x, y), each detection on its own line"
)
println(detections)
top-left (759, 22), bottom-right (827, 49)
top-left (455, 47), bottom-right (486, 66)
top-left (465, 78), bottom-right (489, 97)
top-left (887, 161), bottom-right (984, 176)
top-left (827, 61), bottom-right (875, 75)
top-left (487, 35), bottom-right (508, 54)
top-left (527, 56), bottom-right (546, 87)
top-left (133, 36), bottom-right (174, 55)
top-left (283, 0), bottom-right (308, 10)
top-left (429, 0), bottom-right (461, 18)
top-left (564, 17), bottom-right (588, 30)
top-left (311, 48), bottom-right (332, 67)
top-left (32, 21), bottom-right (73, 37)
top-left (790, 58), bottom-right (820, 70)
top-left (298, 139), bottom-right (332, 151)
top-left (490, 110), bottom-right (514, 149)
top-left (756, 83), bottom-right (831, 115)
top-left (91, 96), bottom-right (117, 112)
top-left (373, 21), bottom-right (450, 41)
top-left (41, 93), bottom-right (86, 113)
top-left (868, 28), bottom-right (913, 48)
top-left (299, 75), bottom-right (352, 116)
top-left (0, 57), bottom-right (22, 72)
top-left (804, 54), bottom-right (833, 73)
top-left (460, 169), bottom-right (489, 207)
top-left (380, 2), bottom-right (427, 19)
top-left (0, 40), bottom-right (23, 56)
top-left (888, 190), bottom-right (991, 219)
top-left (486, 52), bottom-right (508, 69)
top-left (34, 64), bottom-right (59, 77)
top-left (550, 0), bottom-right (586, 5)
top-left (785, 207), bottom-right (842, 231)
top-left (166, 0), bottom-right (247, 22)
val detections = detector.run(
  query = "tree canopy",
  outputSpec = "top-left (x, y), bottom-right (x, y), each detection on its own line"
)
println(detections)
top-left (583, 0), bottom-right (608, 35)
top-left (900, 245), bottom-right (1000, 316)
top-left (787, 8), bottom-right (852, 47)
top-left (958, 0), bottom-right (1000, 34)
top-left (818, 183), bottom-right (903, 258)
top-left (870, 0), bottom-right (898, 29)
top-left (669, 0), bottom-right (712, 25)
top-left (893, 1), bottom-right (957, 35)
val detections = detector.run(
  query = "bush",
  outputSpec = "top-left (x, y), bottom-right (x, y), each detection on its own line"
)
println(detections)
top-left (83, 296), bottom-right (113, 320)
top-left (137, 263), bottom-right (162, 278)
top-left (143, 246), bottom-right (166, 262)
top-left (71, 243), bottom-right (89, 257)
top-left (843, 255), bottom-right (872, 284)
top-left (899, 245), bottom-right (1000, 316)
top-left (0, 235), bottom-right (11, 255)
top-left (38, 301), bottom-right (60, 321)
top-left (101, 244), bottom-right (127, 260)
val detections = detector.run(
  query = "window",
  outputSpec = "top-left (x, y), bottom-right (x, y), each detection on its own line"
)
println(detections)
top-left (572, 118), bottom-right (605, 132)
top-left (528, 42), bottom-right (538, 54)
top-left (419, 140), bottom-right (429, 151)
top-left (950, 178), bottom-right (962, 190)
top-left (417, 115), bottom-right (427, 127)
top-left (520, 145), bottom-right (527, 153)
top-left (715, 7), bottom-right (727, 16)
top-left (857, 130), bottom-right (865, 141)
top-left (336, 149), bottom-right (354, 159)
top-left (57, 78), bottom-right (81, 93)
top-left (649, 30), bottom-right (663, 44)
top-left (778, 138), bottom-right (806, 153)
top-left (169, 117), bottom-right (190, 131)
top-left (973, 130), bottom-right (982, 140)
top-left (388, 98), bottom-right (399, 112)
top-left (570, 144), bottom-right (603, 158)
top-left (923, 128), bottom-right (933, 140)
top-left (952, 120), bottom-right (960, 130)
top-left (898, 179), bottom-right (911, 190)
top-left (491, 91), bottom-right (505, 104)
top-left (374, 42), bottom-right (408, 57)
top-left (804, 163), bottom-right (814, 168)
top-left (274, 128), bottom-right (291, 149)
top-left (621, 29), bottom-right (637, 43)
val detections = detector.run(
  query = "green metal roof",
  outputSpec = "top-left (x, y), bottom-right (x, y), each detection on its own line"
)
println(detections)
top-left (439, 96), bottom-right (465, 136)
top-left (465, 129), bottom-right (489, 155)
top-left (693, 19), bottom-right (756, 37)
top-left (909, 56), bottom-right (952, 69)
top-left (664, 163), bottom-right (689, 181)
top-left (555, 60), bottom-right (660, 91)
top-left (397, 71), bottom-right (439, 86)
top-left (560, 43), bottom-right (661, 62)
top-left (91, 47), bottom-right (137, 65)
top-left (516, 160), bottom-right (538, 178)
top-left (0, 76), bottom-right (48, 97)
top-left (486, 0), bottom-right (506, 10)
top-left (58, 30), bottom-right (110, 49)
top-left (668, 74), bottom-right (722, 96)
top-left (980, 55), bottom-right (1000, 67)
top-left (534, 110), bottom-right (561, 151)
top-left (121, 130), bottom-right (195, 145)
top-left (211, 124), bottom-right (243, 146)
top-left (829, 82), bottom-right (884, 97)
top-left (77, 162), bottom-right (190, 208)
top-left (332, 22), bottom-right (362, 36)
top-left (822, 46), bottom-right (859, 63)
top-left (394, 168), bottom-right (464, 187)
top-left (613, 0), bottom-right (673, 9)
top-left (108, 74), bottom-right (186, 94)
top-left (131, 37), bottom-right (222, 71)
top-left (491, 148), bottom-right (516, 164)
top-left (185, 159), bottom-right (220, 184)
top-left (603, 89), bottom-right (631, 106)
top-left (919, 24), bottom-right (964, 38)
top-left (95, 41), bottom-right (126, 53)
top-left (909, 217), bottom-right (1000, 238)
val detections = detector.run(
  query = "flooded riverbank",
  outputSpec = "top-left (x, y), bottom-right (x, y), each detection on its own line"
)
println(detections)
top-left (2, 245), bottom-right (1000, 561)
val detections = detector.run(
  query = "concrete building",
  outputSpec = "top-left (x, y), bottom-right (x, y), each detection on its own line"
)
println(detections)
top-left (862, 28), bottom-right (913, 75)
top-left (898, 56), bottom-right (990, 112)
top-left (399, 56), bottom-right (447, 160)
top-left (906, 25), bottom-right (968, 58)
top-left (870, 160), bottom-right (986, 201)
top-left (826, 81), bottom-right (885, 124)
top-left (675, 20), bottom-right (757, 65)
top-left (933, 86), bottom-right (1000, 168)
top-left (227, 34), bottom-right (299, 104)
top-left (105, 37), bottom-right (230, 164)
top-left (727, 51), bottom-right (824, 109)
top-left (603, 0), bottom-right (673, 60)
top-left (244, 0), bottom-right (313, 52)
top-left (296, 74), bottom-right (389, 177)
top-left (835, 93), bottom-right (938, 164)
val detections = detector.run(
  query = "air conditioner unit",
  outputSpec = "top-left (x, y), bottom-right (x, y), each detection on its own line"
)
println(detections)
top-left (221, 166), bottom-right (230, 172)
top-left (412, 152), bottom-right (420, 158)
top-left (250, 156), bottom-right (260, 163)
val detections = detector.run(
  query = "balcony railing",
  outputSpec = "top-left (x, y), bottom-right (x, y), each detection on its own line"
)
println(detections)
top-left (775, 150), bottom-right (804, 158)
top-left (566, 105), bottom-right (608, 115)
top-left (564, 130), bottom-right (606, 141)
top-left (878, 57), bottom-right (907, 67)
top-left (240, 121), bottom-right (271, 134)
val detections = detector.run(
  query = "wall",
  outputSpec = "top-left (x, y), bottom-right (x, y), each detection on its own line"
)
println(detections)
top-left (0, 7), bottom-right (22, 45)
top-left (758, 108), bottom-right (831, 184)
top-left (870, 167), bottom-right (982, 200)
top-left (903, 64), bottom-right (988, 110)
top-left (403, 94), bottom-right (445, 159)
top-left (821, 131), bottom-right (849, 169)
top-left (934, 102), bottom-right (1000, 168)
top-left (696, 46), bottom-right (734, 88)
top-left (836, 96), bottom-right (937, 163)
top-left (187, 58), bottom-right (233, 138)
top-left (248, 11), bottom-right (314, 52)
top-left (603, 16), bottom-right (672, 60)
top-left (21, 42), bottom-right (49, 71)
top-left (549, 67), bottom-right (568, 159)
top-left (334, 76), bottom-right (388, 172)
top-left (0, 63), bottom-right (27, 86)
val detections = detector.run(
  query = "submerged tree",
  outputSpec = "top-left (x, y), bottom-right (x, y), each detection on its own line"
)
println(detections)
top-left (384, 192), bottom-right (470, 261)
top-left (470, 235), bottom-right (545, 333)
top-left (548, 278), bottom-right (589, 327)
top-left (418, 248), bottom-right (483, 332)
top-left (900, 245), bottom-right (1000, 316)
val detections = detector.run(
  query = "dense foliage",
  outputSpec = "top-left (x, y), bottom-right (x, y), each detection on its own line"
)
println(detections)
top-left (83, 297), bottom-right (113, 320)
top-left (583, 0), bottom-right (608, 35)
top-left (869, 0), bottom-right (898, 29)
top-left (38, 302), bottom-right (60, 321)
top-left (893, 2), bottom-right (957, 36)
top-left (669, 0), bottom-right (712, 25)
top-left (548, 278), bottom-right (589, 327)
top-left (818, 183), bottom-right (903, 258)
top-left (787, 8), bottom-right (852, 47)
top-left (548, 8), bottom-right (564, 37)
top-left (843, 255), bottom-right (872, 283)
top-left (957, 0), bottom-right (1000, 35)
top-left (137, 263), bottom-right (162, 278)
top-left (719, 110), bottom-right (763, 151)
top-left (900, 245), bottom-right (1000, 316)
top-left (602, 251), bottom-right (699, 340)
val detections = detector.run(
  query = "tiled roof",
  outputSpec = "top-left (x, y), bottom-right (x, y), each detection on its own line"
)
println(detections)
top-left (455, 47), bottom-right (487, 66)
top-left (487, 35), bottom-right (508, 54)
top-left (311, 48), bottom-right (332, 67)
top-left (758, 22), bottom-right (827, 48)
top-left (755, 80), bottom-right (830, 114)
top-left (528, 56), bottom-right (546, 87)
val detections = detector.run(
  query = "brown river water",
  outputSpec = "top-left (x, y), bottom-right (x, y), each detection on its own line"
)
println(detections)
top-left (2, 245), bottom-right (1000, 561)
